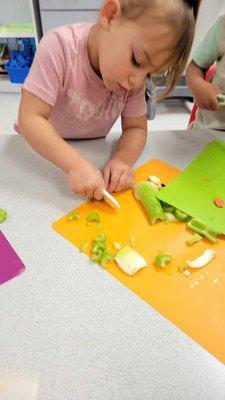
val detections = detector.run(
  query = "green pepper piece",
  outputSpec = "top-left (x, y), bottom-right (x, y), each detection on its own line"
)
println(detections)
top-left (154, 253), bottom-right (172, 268)
top-left (175, 209), bottom-right (190, 222)
top-left (87, 212), bottom-right (101, 223)
top-left (0, 209), bottom-right (7, 223)
top-left (67, 210), bottom-right (79, 221)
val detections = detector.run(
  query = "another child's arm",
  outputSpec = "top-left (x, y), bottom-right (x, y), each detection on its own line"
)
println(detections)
top-left (186, 61), bottom-right (221, 111)
top-left (103, 114), bottom-right (147, 192)
top-left (18, 90), bottom-right (105, 200)
top-left (186, 15), bottom-right (222, 111)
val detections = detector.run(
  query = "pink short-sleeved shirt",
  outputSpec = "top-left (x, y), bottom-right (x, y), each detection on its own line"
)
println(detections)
top-left (23, 23), bottom-right (147, 139)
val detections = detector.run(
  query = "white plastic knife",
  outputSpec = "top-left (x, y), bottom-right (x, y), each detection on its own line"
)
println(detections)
top-left (102, 189), bottom-right (120, 209)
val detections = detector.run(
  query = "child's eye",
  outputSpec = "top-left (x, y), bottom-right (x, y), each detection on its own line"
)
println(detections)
top-left (131, 52), bottom-right (140, 67)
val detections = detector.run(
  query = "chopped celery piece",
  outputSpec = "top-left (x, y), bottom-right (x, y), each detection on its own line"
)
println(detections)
top-left (67, 210), bottom-right (79, 221)
top-left (115, 246), bottom-right (147, 276)
top-left (154, 253), bottom-right (172, 268)
top-left (87, 211), bottom-right (101, 223)
top-left (79, 241), bottom-right (89, 254)
top-left (164, 212), bottom-right (177, 223)
top-left (174, 209), bottom-right (189, 222)
top-left (133, 181), bottom-right (164, 224)
top-left (178, 266), bottom-right (186, 273)
top-left (161, 202), bottom-right (175, 214)
top-left (187, 249), bottom-right (216, 268)
top-left (187, 219), bottom-right (221, 243)
top-left (148, 175), bottom-right (161, 185)
top-left (93, 233), bottom-right (106, 243)
top-left (91, 233), bottom-right (113, 269)
top-left (113, 241), bottom-right (122, 250)
top-left (0, 209), bottom-right (7, 223)
top-left (186, 233), bottom-right (202, 246)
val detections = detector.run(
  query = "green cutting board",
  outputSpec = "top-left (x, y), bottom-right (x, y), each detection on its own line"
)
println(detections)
top-left (157, 139), bottom-right (225, 234)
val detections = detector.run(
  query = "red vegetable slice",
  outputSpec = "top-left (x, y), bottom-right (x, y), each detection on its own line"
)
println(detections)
top-left (213, 198), bottom-right (224, 208)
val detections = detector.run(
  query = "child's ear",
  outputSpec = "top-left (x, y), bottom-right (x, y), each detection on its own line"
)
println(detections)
top-left (100, 0), bottom-right (121, 29)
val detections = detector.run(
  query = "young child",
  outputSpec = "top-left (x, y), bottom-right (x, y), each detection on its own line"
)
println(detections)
top-left (186, 10), bottom-right (225, 130)
top-left (18, 0), bottom-right (200, 200)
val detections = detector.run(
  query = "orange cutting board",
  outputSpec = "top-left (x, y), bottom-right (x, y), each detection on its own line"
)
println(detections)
top-left (52, 159), bottom-right (225, 364)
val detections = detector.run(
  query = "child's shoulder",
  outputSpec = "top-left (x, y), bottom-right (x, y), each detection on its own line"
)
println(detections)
top-left (42, 22), bottom-right (93, 49)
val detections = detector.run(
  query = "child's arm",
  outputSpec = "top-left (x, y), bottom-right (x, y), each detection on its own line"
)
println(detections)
top-left (186, 15), bottom-right (222, 111)
top-left (18, 90), bottom-right (105, 200)
top-left (103, 115), bottom-right (147, 193)
top-left (186, 61), bottom-right (221, 111)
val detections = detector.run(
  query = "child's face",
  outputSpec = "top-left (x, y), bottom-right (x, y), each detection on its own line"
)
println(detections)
top-left (98, 12), bottom-right (176, 92)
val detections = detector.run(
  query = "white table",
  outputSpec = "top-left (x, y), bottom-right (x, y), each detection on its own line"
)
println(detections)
top-left (1, 130), bottom-right (225, 400)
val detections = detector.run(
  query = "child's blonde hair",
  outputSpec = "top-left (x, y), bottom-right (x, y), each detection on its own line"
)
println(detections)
top-left (119, 0), bottom-right (201, 97)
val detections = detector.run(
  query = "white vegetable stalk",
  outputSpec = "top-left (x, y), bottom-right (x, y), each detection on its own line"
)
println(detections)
top-left (187, 249), bottom-right (216, 268)
top-left (115, 247), bottom-right (147, 276)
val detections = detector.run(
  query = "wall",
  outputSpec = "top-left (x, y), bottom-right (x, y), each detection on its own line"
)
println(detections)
top-left (0, 0), bottom-right (32, 24)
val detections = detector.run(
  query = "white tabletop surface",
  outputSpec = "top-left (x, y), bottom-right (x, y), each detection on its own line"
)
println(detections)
top-left (1, 129), bottom-right (225, 400)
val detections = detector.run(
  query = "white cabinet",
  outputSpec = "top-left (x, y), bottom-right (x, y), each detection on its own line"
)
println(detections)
top-left (39, 0), bottom-right (101, 33)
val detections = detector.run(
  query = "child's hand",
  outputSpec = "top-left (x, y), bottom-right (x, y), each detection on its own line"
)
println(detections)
top-left (68, 162), bottom-right (105, 200)
top-left (194, 81), bottom-right (221, 111)
top-left (103, 157), bottom-right (135, 193)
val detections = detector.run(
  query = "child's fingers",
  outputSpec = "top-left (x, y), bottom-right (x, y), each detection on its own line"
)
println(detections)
top-left (93, 186), bottom-right (104, 200)
top-left (108, 170), bottom-right (122, 193)
top-left (114, 172), bottom-right (134, 192)
top-left (210, 99), bottom-right (220, 111)
top-left (103, 166), bottom-right (111, 188)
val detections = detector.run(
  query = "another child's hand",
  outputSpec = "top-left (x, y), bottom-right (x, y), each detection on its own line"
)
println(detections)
top-left (103, 157), bottom-right (135, 193)
top-left (194, 81), bottom-right (221, 111)
top-left (68, 161), bottom-right (105, 200)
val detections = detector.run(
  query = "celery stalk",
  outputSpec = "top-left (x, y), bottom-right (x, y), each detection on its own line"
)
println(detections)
top-left (133, 181), bottom-right (164, 224)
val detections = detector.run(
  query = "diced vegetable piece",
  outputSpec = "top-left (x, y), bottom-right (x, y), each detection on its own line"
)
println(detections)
top-left (178, 266), bottom-right (186, 273)
top-left (115, 247), bottom-right (147, 276)
top-left (187, 249), bottom-right (216, 268)
top-left (183, 269), bottom-right (191, 277)
top-left (186, 233), bottom-right (202, 245)
top-left (148, 175), bottom-right (161, 185)
top-left (87, 211), bottom-right (101, 223)
top-left (133, 181), bottom-right (164, 224)
top-left (154, 253), bottom-right (172, 268)
top-left (174, 209), bottom-right (189, 222)
top-left (214, 198), bottom-right (224, 208)
top-left (217, 94), bottom-right (225, 104)
top-left (187, 219), bottom-right (221, 243)
top-left (113, 241), bottom-right (122, 250)
top-left (161, 203), bottom-right (176, 214)
top-left (164, 212), bottom-right (177, 223)
top-left (79, 241), bottom-right (89, 254)
top-left (91, 233), bottom-right (113, 269)
top-left (0, 209), bottom-right (7, 223)
top-left (67, 210), bottom-right (79, 221)
top-left (149, 181), bottom-right (159, 191)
